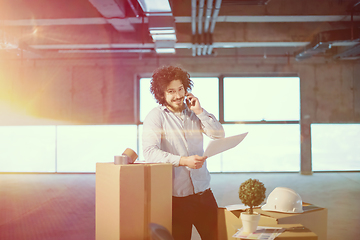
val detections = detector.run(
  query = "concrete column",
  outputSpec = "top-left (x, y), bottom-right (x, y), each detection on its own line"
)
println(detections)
top-left (298, 64), bottom-right (316, 175)
top-left (354, 63), bottom-right (360, 120)
top-left (300, 121), bottom-right (312, 175)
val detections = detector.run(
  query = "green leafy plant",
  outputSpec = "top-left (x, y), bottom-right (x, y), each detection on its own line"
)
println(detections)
top-left (238, 178), bottom-right (266, 214)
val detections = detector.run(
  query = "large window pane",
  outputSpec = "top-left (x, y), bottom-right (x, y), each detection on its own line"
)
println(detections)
top-left (311, 124), bottom-right (360, 171)
top-left (219, 124), bottom-right (300, 172)
top-left (57, 125), bottom-right (137, 172)
top-left (224, 77), bottom-right (300, 121)
top-left (0, 126), bottom-right (56, 172)
top-left (190, 77), bottom-right (219, 119)
top-left (140, 78), bottom-right (158, 122)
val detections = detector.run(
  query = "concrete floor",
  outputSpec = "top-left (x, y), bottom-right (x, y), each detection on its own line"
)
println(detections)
top-left (0, 172), bottom-right (359, 240)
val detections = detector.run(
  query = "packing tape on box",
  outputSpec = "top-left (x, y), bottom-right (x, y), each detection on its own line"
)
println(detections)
top-left (122, 148), bottom-right (138, 163)
top-left (114, 155), bottom-right (129, 165)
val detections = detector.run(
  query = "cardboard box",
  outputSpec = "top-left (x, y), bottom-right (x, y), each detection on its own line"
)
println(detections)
top-left (218, 204), bottom-right (327, 240)
top-left (265, 224), bottom-right (317, 240)
top-left (96, 162), bottom-right (172, 240)
top-left (218, 207), bottom-right (243, 239)
top-left (277, 224), bottom-right (317, 240)
top-left (230, 223), bottom-right (318, 240)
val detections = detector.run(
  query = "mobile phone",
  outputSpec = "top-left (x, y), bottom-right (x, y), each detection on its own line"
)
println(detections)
top-left (185, 96), bottom-right (191, 108)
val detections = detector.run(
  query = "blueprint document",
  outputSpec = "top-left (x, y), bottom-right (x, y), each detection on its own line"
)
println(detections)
top-left (203, 132), bottom-right (248, 158)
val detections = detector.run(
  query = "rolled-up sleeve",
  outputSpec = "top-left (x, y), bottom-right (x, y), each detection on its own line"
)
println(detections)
top-left (196, 109), bottom-right (225, 139)
top-left (142, 108), bottom-right (181, 166)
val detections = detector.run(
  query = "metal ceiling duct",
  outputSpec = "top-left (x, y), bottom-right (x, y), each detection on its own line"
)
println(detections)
top-left (191, 0), bottom-right (222, 56)
top-left (333, 43), bottom-right (360, 60)
top-left (207, 0), bottom-right (221, 55)
top-left (88, 0), bottom-right (136, 31)
top-left (197, 0), bottom-right (205, 56)
top-left (191, 0), bottom-right (197, 56)
top-left (296, 1), bottom-right (360, 61)
top-left (202, 0), bottom-right (213, 55)
top-left (295, 28), bottom-right (360, 61)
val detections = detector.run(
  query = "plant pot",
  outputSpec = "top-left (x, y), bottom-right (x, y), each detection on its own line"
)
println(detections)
top-left (240, 212), bottom-right (261, 233)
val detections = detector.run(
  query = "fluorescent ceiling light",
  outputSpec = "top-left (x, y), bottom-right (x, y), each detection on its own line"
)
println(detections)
top-left (155, 40), bottom-right (175, 48)
top-left (155, 48), bottom-right (175, 54)
top-left (151, 34), bottom-right (177, 41)
top-left (137, 0), bottom-right (172, 14)
top-left (150, 29), bottom-right (175, 34)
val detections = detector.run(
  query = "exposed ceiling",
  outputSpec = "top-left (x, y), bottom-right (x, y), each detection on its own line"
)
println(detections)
top-left (0, 0), bottom-right (360, 61)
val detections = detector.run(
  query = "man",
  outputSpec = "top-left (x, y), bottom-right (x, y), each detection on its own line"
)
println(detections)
top-left (142, 65), bottom-right (225, 240)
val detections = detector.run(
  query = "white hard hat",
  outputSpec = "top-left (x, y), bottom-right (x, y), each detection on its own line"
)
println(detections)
top-left (261, 187), bottom-right (303, 213)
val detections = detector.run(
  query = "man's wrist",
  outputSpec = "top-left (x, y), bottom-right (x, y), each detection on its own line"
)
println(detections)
top-left (179, 156), bottom-right (188, 166)
top-left (193, 108), bottom-right (203, 115)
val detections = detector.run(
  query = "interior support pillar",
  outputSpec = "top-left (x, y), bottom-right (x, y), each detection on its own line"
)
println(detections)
top-left (300, 121), bottom-right (312, 175)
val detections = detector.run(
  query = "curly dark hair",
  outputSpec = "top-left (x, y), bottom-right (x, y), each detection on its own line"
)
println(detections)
top-left (150, 66), bottom-right (193, 106)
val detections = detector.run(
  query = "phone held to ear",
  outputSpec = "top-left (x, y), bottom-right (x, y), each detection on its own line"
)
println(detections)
top-left (186, 97), bottom-right (191, 108)
top-left (186, 95), bottom-right (195, 108)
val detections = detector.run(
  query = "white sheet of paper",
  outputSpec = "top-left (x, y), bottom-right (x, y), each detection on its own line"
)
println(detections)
top-left (203, 132), bottom-right (248, 158)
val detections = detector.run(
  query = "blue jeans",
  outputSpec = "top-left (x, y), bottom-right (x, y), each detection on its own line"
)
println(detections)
top-left (172, 189), bottom-right (218, 240)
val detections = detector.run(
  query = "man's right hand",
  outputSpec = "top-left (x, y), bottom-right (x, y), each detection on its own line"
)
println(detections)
top-left (180, 155), bottom-right (207, 169)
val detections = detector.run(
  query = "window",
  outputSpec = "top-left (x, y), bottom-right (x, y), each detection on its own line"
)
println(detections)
top-left (0, 126), bottom-right (56, 172)
top-left (224, 77), bottom-right (300, 122)
top-left (220, 124), bottom-right (300, 172)
top-left (57, 125), bottom-right (137, 172)
top-left (311, 124), bottom-right (360, 171)
top-left (140, 78), bottom-right (158, 122)
top-left (190, 77), bottom-right (219, 120)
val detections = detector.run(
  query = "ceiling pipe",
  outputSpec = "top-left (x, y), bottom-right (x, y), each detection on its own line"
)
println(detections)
top-left (88, 0), bottom-right (135, 31)
top-left (192, 0), bottom-right (221, 56)
top-left (191, 0), bottom-right (197, 56)
top-left (197, 0), bottom-right (205, 56)
top-left (207, 0), bottom-right (222, 55)
top-left (202, 0), bottom-right (213, 55)
top-left (203, 0), bottom-right (213, 32)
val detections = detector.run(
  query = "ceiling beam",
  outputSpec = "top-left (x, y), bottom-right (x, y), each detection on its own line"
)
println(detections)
top-left (28, 41), bottom-right (358, 51)
top-left (1, 15), bottom-right (359, 26)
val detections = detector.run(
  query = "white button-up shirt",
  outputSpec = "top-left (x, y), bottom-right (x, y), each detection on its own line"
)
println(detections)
top-left (142, 105), bottom-right (225, 197)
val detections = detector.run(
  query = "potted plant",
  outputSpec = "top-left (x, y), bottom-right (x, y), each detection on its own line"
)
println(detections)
top-left (238, 178), bottom-right (266, 233)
